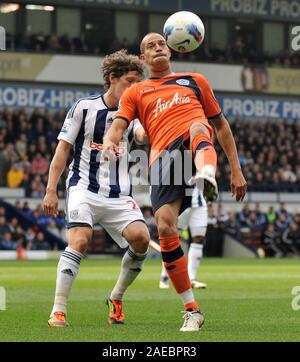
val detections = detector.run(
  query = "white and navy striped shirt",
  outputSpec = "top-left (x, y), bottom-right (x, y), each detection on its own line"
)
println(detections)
top-left (58, 94), bottom-right (141, 198)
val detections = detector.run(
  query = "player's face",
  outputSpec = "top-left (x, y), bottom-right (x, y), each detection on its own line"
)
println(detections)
top-left (140, 34), bottom-right (171, 68)
top-left (113, 71), bottom-right (141, 100)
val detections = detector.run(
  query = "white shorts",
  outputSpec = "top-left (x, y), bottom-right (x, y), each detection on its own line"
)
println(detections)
top-left (178, 206), bottom-right (208, 238)
top-left (66, 186), bottom-right (144, 248)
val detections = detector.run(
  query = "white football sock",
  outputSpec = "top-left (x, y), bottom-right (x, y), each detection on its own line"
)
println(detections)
top-left (188, 243), bottom-right (203, 281)
top-left (110, 246), bottom-right (147, 301)
top-left (180, 288), bottom-right (195, 305)
top-left (51, 247), bottom-right (83, 316)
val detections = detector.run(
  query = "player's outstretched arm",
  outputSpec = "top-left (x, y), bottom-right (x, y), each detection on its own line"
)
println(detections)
top-left (103, 117), bottom-right (128, 159)
top-left (212, 113), bottom-right (247, 202)
top-left (43, 140), bottom-right (72, 217)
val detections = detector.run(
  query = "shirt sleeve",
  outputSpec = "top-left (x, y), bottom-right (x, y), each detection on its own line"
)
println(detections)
top-left (115, 85), bottom-right (138, 124)
top-left (57, 100), bottom-right (84, 145)
top-left (196, 74), bottom-right (222, 119)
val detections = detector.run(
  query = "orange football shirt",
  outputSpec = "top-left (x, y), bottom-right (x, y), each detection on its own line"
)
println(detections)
top-left (115, 72), bottom-right (221, 164)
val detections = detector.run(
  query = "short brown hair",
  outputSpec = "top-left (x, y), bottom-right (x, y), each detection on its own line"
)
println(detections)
top-left (101, 49), bottom-right (144, 90)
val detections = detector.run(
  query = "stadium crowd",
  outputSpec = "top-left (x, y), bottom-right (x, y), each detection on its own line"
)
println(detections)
top-left (0, 200), bottom-right (299, 257)
top-left (228, 203), bottom-right (300, 257)
top-left (216, 118), bottom-right (300, 192)
top-left (5, 32), bottom-right (300, 67)
top-left (1, 109), bottom-right (300, 195)
top-left (0, 204), bottom-right (65, 252)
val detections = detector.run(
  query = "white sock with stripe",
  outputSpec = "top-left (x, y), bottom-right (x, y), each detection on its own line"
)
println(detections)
top-left (110, 246), bottom-right (148, 301)
top-left (51, 247), bottom-right (83, 316)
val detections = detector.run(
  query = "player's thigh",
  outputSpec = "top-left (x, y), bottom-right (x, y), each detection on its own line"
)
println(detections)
top-left (99, 196), bottom-right (145, 249)
top-left (123, 220), bottom-right (149, 242)
top-left (123, 221), bottom-right (150, 253)
top-left (189, 120), bottom-right (213, 140)
top-left (154, 199), bottom-right (182, 236)
top-left (189, 207), bottom-right (208, 238)
top-left (66, 187), bottom-right (95, 253)
top-left (66, 187), bottom-right (94, 228)
top-left (150, 135), bottom-right (192, 217)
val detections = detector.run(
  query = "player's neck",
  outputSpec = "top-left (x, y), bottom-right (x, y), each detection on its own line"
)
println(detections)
top-left (103, 91), bottom-right (118, 109)
top-left (148, 66), bottom-right (174, 79)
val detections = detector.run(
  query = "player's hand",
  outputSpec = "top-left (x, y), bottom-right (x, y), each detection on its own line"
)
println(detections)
top-left (43, 190), bottom-right (58, 217)
top-left (102, 140), bottom-right (119, 161)
top-left (231, 169), bottom-right (247, 202)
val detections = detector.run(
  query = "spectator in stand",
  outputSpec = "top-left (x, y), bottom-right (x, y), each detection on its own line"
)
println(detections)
top-left (8, 217), bottom-right (19, 234)
top-left (12, 225), bottom-right (28, 249)
top-left (30, 153), bottom-right (49, 176)
top-left (0, 143), bottom-right (18, 186)
top-left (27, 144), bottom-right (38, 163)
top-left (0, 216), bottom-right (11, 236)
top-left (246, 211), bottom-right (262, 233)
top-left (276, 203), bottom-right (292, 223)
top-left (254, 203), bottom-right (267, 230)
top-left (15, 133), bottom-right (28, 160)
top-left (225, 211), bottom-right (238, 236)
top-left (15, 200), bottom-right (22, 211)
top-left (266, 206), bottom-right (276, 224)
top-left (25, 227), bottom-right (36, 250)
top-left (30, 175), bottom-right (46, 198)
top-left (275, 213), bottom-right (290, 241)
top-left (30, 232), bottom-right (50, 250)
top-left (282, 222), bottom-right (300, 256)
top-left (47, 33), bottom-right (61, 52)
top-left (261, 224), bottom-right (282, 257)
top-left (7, 162), bottom-right (24, 188)
top-left (21, 201), bottom-right (32, 218)
top-left (0, 231), bottom-right (16, 250)
top-left (238, 204), bottom-right (251, 228)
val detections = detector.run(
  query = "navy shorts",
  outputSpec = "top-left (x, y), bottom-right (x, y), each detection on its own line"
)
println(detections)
top-left (150, 135), bottom-right (194, 215)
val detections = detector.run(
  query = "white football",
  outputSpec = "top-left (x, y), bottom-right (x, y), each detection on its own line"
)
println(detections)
top-left (163, 11), bottom-right (205, 53)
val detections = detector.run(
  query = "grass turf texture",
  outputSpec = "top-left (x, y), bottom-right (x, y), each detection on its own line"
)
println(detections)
top-left (0, 258), bottom-right (299, 342)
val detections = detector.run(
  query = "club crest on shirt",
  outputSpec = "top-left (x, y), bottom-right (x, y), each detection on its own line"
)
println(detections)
top-left (176, 79), bottom-right (190, 86)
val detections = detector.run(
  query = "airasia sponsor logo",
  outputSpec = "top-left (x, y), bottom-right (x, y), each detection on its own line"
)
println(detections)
top-left (153, 91), bottom-right (191, 118)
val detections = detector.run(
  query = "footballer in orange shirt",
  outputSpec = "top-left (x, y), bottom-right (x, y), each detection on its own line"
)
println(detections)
top-left (103, 33), bottom-right (247, 331)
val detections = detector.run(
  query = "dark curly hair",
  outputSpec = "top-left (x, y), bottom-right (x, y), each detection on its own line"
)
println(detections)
top-left (101, 49), bottom-right (144, 90)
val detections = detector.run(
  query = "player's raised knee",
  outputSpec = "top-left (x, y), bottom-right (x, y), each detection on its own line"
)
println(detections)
top-left (190, 121), bottom-right (210, 138)
top-left (68, 227), bottom-right (92, 254)
top-left (156, 215), bottom-right (177, 237)
top-left (124, 222), bottom-right (150, 253)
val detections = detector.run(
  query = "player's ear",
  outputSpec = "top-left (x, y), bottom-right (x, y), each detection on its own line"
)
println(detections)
top-left (140, 53), bottom-right (145, 61)
top-left (109, 72), bottom-right (117, 84)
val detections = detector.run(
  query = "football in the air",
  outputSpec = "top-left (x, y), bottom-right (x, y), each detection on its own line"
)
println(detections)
top-left (163, 11), bottom-right (205, 53)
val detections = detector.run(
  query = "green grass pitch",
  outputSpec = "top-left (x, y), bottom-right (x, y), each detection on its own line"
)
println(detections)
top-left (0, 258), bottom-right (299, 342)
